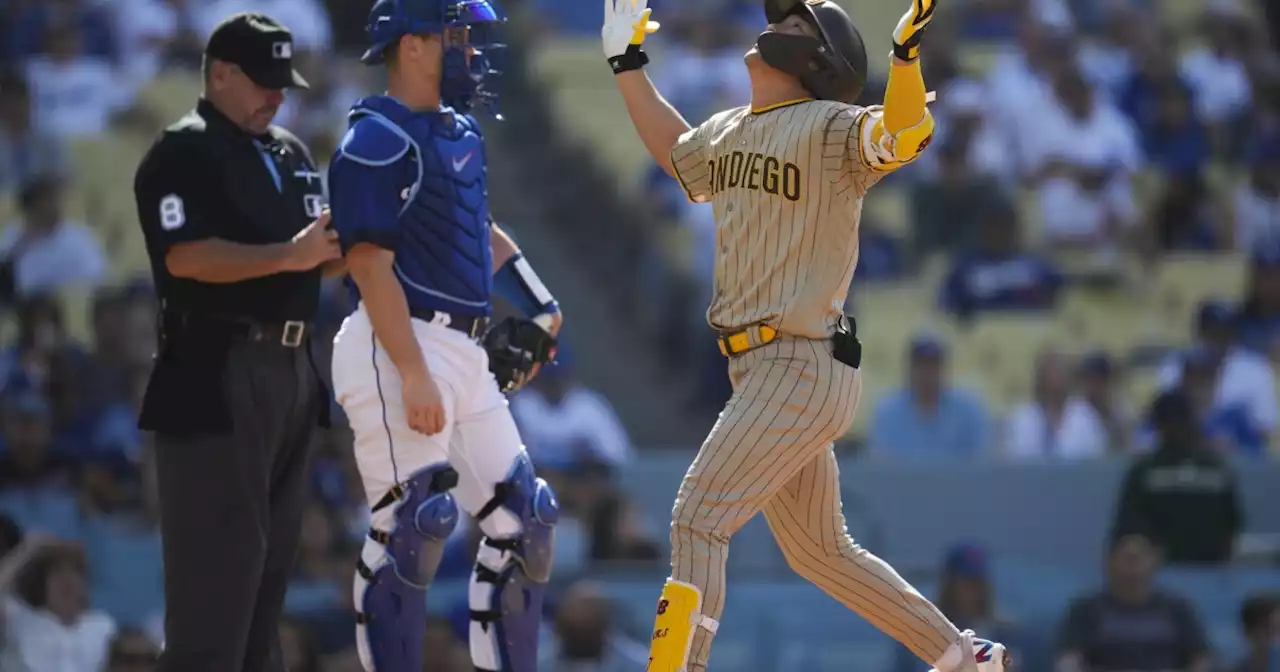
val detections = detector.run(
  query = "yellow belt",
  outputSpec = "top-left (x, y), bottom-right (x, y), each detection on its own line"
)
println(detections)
top-left (717, 324), bottom-right (779, 357)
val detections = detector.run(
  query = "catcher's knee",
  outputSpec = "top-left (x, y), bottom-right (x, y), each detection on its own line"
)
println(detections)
top-left (647, 579), bottom-right (720, 672)
top-left (355, 464), bottom-right (459, 671)
top-left (467, 453), bottom-right (558, 671)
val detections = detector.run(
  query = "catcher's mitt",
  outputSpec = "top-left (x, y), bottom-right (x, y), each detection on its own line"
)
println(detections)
top-left (483, 316), bottom-right (558, 393)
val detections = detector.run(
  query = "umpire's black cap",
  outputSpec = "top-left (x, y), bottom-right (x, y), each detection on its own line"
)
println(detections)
top-left (205, 13), bottom-right (309, 90)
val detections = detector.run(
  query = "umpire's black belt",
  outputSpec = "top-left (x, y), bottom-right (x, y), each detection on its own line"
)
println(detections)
top-left (161, 312), bottom-right (311, 348)
top-left (409, 307), bottom-right (487, 339)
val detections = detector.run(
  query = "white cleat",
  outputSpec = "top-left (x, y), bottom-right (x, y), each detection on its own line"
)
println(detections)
top-left (929, 630), bottom-right (1010, 672)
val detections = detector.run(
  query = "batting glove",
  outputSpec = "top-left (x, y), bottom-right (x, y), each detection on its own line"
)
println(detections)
top-left (603, 0), bottom-right (660, 73)
top-left (892, 0), bottom-right (937, 62)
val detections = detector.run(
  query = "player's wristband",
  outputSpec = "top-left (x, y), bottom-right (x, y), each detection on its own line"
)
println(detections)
top-left (609, 44), bottom-right (649, 74)
top-left (494, 252), bottom-right (559, 317)
top-left (893, 42), bottom-right (919, 61)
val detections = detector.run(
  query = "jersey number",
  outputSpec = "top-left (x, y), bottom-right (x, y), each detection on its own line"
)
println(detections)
top-left (159, 194), bottom-right (185, 231)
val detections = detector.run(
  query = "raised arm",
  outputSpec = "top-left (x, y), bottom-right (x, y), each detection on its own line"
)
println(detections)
top-left (602, 0), bottom-right (692, 177)
top-left (134, 139), bottom-right (339, 283)
top-left (328, 120), bottom-right (443, 435)
top-left (852, 0), bottom-right (938, 172)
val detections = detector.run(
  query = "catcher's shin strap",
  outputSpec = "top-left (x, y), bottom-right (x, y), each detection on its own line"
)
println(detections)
top-left (717, 323), bottom-right (778, 358)
top-left (409, 307), bottom-right (487, 339)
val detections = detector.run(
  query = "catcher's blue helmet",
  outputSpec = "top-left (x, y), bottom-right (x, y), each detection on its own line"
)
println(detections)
top-left (361, 0), bottom-right (506, 115)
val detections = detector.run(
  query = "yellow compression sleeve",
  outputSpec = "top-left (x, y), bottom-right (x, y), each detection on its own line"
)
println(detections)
top-left (876, 56), bottom-right (935, 164)
top-left (883, 57), bottom-right (927, 132)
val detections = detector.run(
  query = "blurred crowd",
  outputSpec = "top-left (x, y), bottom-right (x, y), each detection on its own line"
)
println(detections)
top-left (0, 0), bottom-right (1277, 670)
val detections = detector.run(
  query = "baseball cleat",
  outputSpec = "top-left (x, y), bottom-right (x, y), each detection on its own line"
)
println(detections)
top-left (930, 630), bottom-right (1010, 672)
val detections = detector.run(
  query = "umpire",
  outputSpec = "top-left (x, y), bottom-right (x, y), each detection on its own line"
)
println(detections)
top-left (131, 12), bottom-right (340, 672)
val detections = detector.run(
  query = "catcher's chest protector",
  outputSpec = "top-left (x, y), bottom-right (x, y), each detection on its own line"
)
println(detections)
top-left (346, 95), bottom-right (494, 306)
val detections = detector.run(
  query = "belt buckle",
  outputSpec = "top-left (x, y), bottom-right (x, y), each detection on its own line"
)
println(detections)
top-left (281, 321), bottom-right (306, 347)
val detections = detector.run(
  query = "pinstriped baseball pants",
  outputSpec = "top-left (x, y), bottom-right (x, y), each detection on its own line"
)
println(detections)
top-left (670, 338), bottom-right (960, 671)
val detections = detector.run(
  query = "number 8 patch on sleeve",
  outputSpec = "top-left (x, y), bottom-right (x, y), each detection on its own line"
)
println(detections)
top-left (159, 194), bottom-right (186, 231)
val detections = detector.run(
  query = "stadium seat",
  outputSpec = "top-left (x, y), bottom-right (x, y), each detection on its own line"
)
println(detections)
top-left (950, 316), bottom-right (1059, 410)
top-left (57, 286), bottom-right (97, 347)
top-left (1057, 290), bottom-right (1168, 355)
top-left (135, 72), bottom-right (203, 127)
top-left (1153, 254), bottom-right (1248, 334)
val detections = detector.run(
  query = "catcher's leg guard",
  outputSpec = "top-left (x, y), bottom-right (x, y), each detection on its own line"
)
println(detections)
top-left (354, 464), bottom-right (460, 672)
top-left (468, 454), bottom-right (559, 672)
top-left (647, 579), bottom-right (719, 672)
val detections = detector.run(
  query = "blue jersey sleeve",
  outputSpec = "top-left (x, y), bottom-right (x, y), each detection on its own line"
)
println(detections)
top-left (327, 117), bottom-right (414, 252)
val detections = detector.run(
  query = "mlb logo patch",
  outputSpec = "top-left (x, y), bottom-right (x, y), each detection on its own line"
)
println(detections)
top-left (272, 41), bottom-right (292, 59)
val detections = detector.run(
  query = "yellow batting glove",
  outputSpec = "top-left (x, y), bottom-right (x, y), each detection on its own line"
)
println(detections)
top-left (892, 0), bottom-right (937, 62)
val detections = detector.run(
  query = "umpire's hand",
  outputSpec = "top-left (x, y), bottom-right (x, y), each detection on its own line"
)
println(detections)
top-left (286, 211), bottom-right (341, 271)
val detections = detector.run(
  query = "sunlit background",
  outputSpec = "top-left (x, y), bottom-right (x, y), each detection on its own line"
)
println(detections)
top-left (0, 0), bottom-right (1279, 670)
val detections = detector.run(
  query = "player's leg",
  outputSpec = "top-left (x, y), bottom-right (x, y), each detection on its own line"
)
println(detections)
top-left (331, 312), bottom-right (465, 672)
top-left (652, 339), bottom-right (860, 672)
top-left (447, 380), bottom-right (556, 672)
top-left (763, 439), bottom-right (1009, 671)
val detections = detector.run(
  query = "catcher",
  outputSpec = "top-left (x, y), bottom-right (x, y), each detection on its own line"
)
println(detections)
top-left (326, 0), bottom-right (560, 670)
top-left (601, 0), bottom-right (1010, 670)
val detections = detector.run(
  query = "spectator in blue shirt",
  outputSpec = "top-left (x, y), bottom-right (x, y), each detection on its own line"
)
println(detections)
top-left (1157, 301), bottom-right (1277, 456)
top-left (869, 333), bottom-right (990, 459)
top-left (940, 200), bottom-right (1066, 319)
top-left (1117, 37), bottom-right (1188, 137)
top-left (1236, 246), bottom-right (1280, 356)
top-left (0, 390), bottom-right (81, 542)
top-left (1140, 83), bottom-right (1211, 178)
top-left (4, 0), bottom-right (119, 62)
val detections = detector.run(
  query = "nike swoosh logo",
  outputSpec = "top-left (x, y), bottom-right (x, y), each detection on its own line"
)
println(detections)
top-left (452, 151), bottom-right (473, 172)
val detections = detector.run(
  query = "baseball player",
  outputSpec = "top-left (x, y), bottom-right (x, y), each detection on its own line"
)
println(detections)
top-left (602, 0), bottom-right (1010, 670)
top-left (325, 1), bottom-right (562, 671)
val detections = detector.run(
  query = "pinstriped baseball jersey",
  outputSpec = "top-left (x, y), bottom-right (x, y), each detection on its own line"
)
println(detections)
top-left (669, 98), bottom-right (888, 340)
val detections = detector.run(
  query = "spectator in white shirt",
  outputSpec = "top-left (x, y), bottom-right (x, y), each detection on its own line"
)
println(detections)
top-left (0, 537), bottom-right (117, 672)
top-left (0, 70), bottom-right (70, 197)
top-left (1233, 140), bottom-right (1280, 253)
top-left (194, 0), bottom-right (332, 52)
top-left (23, 23), bottom-right (132, 140)
top-left (1180, 2), bottom-right (1253, 129)
top-left (986, 18), bottom-right (1071, 150)
top-left (1020, 63), bottom-right (1142, 249)
top-left (0, 178), bottom-right (106, 302)
top-left (103, 628), bottom-right (161, 672)
top-left (509, 347), bottom-right (633, 472)
top-left (113, 0), bottom-right (195, 95)
top-left (1077, 1), bottom-right (1143, 95)
top-left (1005, 347), bottom-right (1110, 460)
top-left (1157, 301), bottom-right (1278, 454)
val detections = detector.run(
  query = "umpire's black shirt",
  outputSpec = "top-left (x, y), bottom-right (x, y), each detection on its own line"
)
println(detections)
top-left (133, 99), bottom-right (327, 434)
top-left (134, 98), bottom-right (324, 320)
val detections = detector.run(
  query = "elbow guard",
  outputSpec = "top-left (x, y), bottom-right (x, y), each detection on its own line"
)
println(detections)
top-left (862, 104), bottom-right (936, 168)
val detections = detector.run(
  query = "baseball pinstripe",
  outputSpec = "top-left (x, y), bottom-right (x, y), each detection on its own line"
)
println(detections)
top-left (664, 99), bottom-right (959, 671)
top-left (671, 100), bottom-right (883, 340)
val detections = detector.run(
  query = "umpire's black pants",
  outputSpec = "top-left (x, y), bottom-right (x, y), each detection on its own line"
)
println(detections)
top-left (153, 339), bottom-right (321, 672)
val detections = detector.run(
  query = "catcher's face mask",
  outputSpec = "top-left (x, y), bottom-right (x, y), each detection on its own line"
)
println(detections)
top-left (439, 0), bottom-right (507, 117)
